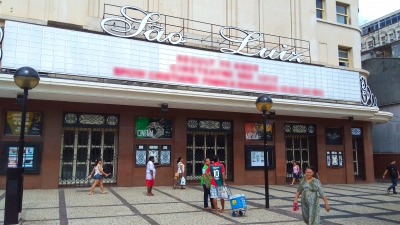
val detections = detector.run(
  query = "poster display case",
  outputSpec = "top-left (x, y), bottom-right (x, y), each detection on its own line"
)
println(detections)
top-left (245, 145), bottom-right (275, 170)
top-left (0, 142), bottom-right (42, 174)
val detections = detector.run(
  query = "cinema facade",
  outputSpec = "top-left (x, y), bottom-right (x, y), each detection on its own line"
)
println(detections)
top-left (0, 3), bottom-right (392, 189)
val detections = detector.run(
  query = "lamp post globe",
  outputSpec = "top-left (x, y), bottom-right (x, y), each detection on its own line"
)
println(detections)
top-left (255, 94), bottom-right (273, 112)
top-left (255, 94), bottom-right (273, 209)
top-left (13, 66), bottom-right (40, 90)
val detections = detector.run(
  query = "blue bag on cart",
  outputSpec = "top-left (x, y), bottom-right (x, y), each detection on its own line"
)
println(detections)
top-left (229, 194), bottom-right (247, 211)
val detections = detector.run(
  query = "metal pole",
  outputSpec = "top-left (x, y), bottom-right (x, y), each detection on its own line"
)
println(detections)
top-left (263, 110), bottom-right (269, 208)
top-left (17, 88), bottom-right (28, 168)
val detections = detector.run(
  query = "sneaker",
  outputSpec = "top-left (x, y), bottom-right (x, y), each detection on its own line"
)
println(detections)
top-left (387, 189), bottom-right (390, 194)
top-left (394, 192), bottom-right (398, 194)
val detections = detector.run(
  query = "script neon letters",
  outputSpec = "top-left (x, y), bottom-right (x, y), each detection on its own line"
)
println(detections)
top-left (100, 6), bottom-right (186, 45)
top-left (101, 6), bottom-right (306, 63)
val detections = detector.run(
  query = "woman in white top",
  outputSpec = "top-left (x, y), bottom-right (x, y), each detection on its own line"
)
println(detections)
top-left (88, 158), bottom-right (110, 195)
top-left (173, 157), bottom-right (185, 189)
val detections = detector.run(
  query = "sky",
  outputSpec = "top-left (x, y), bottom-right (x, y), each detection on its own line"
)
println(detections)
top-left (358, 0), bottom-right (400, 26)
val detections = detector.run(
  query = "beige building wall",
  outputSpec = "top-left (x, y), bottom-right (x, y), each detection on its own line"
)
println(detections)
top-left (0, 0), bottom-right (362, 69)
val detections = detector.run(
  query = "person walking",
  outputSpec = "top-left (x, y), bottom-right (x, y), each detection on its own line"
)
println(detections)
top-left (291, 161), bottom-right (300, 186)
top-left (88, 158), bottom-right (110, 195)
top-left (205, 155), bottom-right (226, 214)
top-left (293, 166), bottom-right (330, 225)
top-left (173, 157), bottom-right (185, 189)
top-left (146, 156), bottom-right (156, 196)
top-left (382, 159), bottom-right (399, 194)
top-left (201, 158), bottom-right (214, 210)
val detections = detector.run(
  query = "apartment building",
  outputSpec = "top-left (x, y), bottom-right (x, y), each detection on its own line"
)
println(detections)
top-left (360, 9), bottom-right (400, 178)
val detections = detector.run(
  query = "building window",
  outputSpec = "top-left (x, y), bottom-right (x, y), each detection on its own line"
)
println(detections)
top-left (316, 0), bottom-right (324, 19)
top-left (336, 3), bottom-right (349, 24)
top-left (381, 36), bottom-right (386, 45)
top-left (367, 41), bottom-right (374, 49)
top-left (135, 144), bottom-right (171, 165)
top-left (338, 48), bottom-right (349, 67)
top-left (389, 33), bottom-right (394, 42)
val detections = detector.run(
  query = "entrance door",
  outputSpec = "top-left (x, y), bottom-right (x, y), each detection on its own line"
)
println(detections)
top-left (352, 128), bottom-right (365, 181)
top-left (59, 112), bottom-right (119, 187)
top-left (186, 131), bottom-right (233, 180)
top-left (284, 124), bottom-right (317, 183)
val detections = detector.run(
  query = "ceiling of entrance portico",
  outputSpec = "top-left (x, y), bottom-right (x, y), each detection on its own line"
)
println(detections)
top-left (0, 74), bottom-right (392, 124)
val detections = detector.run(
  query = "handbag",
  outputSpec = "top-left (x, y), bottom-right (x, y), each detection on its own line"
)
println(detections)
top-left (221, 186), bottom-right (230, 199)
top-left (180, 176), bottom-right (186, 186)
top-left (174, 172), bottom-right (179, 179)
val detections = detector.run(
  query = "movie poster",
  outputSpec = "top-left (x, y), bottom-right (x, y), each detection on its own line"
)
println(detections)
top-left (4, 111), bottom-right (43, 136)
top-left (244, 123), bottom-right (273, 141)
top-left (135, 118), bottom-right (172, 138)
top-left (7, 146), bottom-right (34, 168)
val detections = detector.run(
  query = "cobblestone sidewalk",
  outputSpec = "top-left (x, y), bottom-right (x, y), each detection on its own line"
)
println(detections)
top-left (0, 183), bottom-right (398, 224)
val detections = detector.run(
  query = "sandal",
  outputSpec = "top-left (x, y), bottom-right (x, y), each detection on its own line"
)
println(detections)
top-left (180, 187), bottom-right (186, 189)
top-left (204, 207), bottom-right (211, 210)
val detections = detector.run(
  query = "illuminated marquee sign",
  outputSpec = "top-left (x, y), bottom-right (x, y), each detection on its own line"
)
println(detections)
top-left (100, 6), bottom-right (308, 63)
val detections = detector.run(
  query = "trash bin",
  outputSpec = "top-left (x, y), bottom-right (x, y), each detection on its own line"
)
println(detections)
top-left (4, 167), bottom-right (24, 225)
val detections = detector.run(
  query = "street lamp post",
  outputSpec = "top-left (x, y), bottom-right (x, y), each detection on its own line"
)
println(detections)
top-left (4, 67), bottom-right (40, 225)
top-left (255, 94), bottom-right (273, 209)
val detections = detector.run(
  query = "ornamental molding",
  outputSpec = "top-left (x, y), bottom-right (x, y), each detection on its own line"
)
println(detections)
top-left (360, 76), bottom-right (377, 107)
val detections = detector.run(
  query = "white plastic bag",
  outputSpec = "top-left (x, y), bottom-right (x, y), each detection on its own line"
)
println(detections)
top-left (221, 186), bottom-right (229, 199)
top-left (180, 176), bottom-right (186, 186)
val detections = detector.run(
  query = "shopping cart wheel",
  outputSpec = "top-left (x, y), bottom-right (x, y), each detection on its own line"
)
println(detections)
top-left (239, 211), bottom-right (243, 216)
top-left (232, 212), bottom-right (236, 217)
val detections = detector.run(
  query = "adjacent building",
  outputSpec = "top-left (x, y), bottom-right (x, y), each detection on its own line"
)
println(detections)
top-left (360, 9), bottom-right (400, 178)
top-left (0, 0), bottom-right (391, 189)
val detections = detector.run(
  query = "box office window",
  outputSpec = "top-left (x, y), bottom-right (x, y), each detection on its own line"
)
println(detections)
top-left (136, 145), bottom-right (171, 165)
top-left (4, 111), bottom-right (43, 136)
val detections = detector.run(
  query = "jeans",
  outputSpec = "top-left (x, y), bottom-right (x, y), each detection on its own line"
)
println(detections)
top-left (203, 184), bottom-right (215, 208)
top-left (389, 177), bottom-right (398, 193)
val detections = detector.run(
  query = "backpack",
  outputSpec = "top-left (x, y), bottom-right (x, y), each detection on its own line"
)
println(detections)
top-left (390, 166), bottom-right (398, 177)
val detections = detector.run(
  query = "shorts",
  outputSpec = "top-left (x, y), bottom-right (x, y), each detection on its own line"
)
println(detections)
top-left (210, 185), bottom-right (223, 199)
top-left (146, 179), bottom-right (154, 186)
top-left (293, 173), bottom-right (299, 179)
top-left (93, 174), bottom-right (101, 180)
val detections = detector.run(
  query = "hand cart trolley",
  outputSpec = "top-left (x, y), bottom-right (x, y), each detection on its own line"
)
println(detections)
top-left (229, 193), bottom-right (248, 217)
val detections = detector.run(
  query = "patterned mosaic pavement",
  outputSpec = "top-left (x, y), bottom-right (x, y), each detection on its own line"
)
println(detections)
top-left (0, 183), bottom-right (399, 224)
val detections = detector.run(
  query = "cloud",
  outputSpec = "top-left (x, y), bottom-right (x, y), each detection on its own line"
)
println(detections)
top-left (359, 0), bottom-right (400, 25)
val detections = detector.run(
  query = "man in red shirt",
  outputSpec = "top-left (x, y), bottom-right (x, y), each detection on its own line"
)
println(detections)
top-left (205, 155), bottom-right (226, 214)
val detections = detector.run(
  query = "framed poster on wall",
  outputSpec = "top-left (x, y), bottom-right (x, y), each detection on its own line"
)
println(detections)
top-left (135, 117), bottom-right (172, 138)
top-left (244, 123), bottom-right (273, 141)
top-left (245, 145), bottom-right (275, 170)
top-left (0, 141), bottom-right (43, 174)
top-left (325, 127), bottom-right (343, 145)
top-left (4, 111), bottom-right (43, 136)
